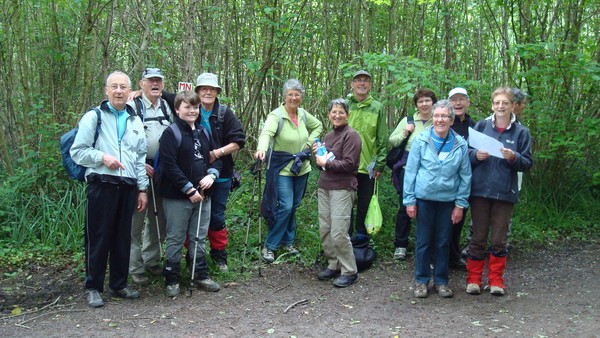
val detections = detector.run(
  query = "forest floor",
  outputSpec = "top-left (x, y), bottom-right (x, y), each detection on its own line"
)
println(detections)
top-left (1, 241), bottom-right (598, 338)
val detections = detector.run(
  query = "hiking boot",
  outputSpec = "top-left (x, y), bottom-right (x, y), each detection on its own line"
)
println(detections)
top-left (333, 274), bottom-right (359, 288)
top-left (318, 268), bottom-right (341, 281)
top-left (466, 283), bottom-right (481, 295)
top-left (435, 284), bottom-right (454, 298)
top-left (131, 273), bottom-right (149, 286)
top-left (217, 262), bottom-right (228, 273)
top-left (414, 283), bottom-right (428, 298)
top-left (285, 245), bottom-right (300, 255)
top-left (394, 247), bottom-right (407, 260)
top-left (449, 258), bottom-right (468, 271)
top-left (165, 283), bottom-right (180, 297)
top-left (146, 265), bottom-right (163, 276)
top-left (461, 246), bottom-right (469, 259)
top-left (196, 278), bottom-right (220, 292)
top-left (87, 289), bottom-right (104, 308)
top-left (490, 285), bottom-right (505, 296)
top-left (261, 248), bottom-right (275, 263)
top-left (110, 287), bottom-right (140, 299)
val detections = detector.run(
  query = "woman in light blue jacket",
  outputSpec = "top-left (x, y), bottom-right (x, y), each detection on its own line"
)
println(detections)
top-left (403, 100), bottom-right (471, 299)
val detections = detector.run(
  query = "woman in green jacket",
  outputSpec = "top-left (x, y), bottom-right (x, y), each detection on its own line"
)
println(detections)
top-left (388, 88), bottom-right (437, 260)
top-left (255, 79), bottom-right (323, 263)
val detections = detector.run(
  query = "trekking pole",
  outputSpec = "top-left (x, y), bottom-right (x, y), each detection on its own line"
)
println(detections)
top-left (241, 159), bottom-right (261, 273)
top-left (187, 189), bottom-right (204, 297)
top-left (256, 161), bottom-right (263, 277)
top-left (149, 179), bottom-right (163, 258)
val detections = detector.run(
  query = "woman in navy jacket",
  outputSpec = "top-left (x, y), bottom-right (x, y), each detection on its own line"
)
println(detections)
top-left (194, 73), bottom-right (246, 272)
top-left (466, 87), bottom-right (533, 296)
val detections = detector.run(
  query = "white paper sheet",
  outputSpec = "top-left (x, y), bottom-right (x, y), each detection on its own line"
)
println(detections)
top-left (468, 127), bottom-right (504, 158)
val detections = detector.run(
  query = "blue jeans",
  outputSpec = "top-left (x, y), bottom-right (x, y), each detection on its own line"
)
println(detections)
top-left (209, 179), bottom-right (231, 233)
top-left (414, 199), bottom-right (454, 286)
top-left (265, 174), bottom-right (309, 251)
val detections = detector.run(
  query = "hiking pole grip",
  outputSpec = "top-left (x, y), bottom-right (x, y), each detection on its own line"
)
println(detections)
top-left (250, 158), bottom-right (262, 176)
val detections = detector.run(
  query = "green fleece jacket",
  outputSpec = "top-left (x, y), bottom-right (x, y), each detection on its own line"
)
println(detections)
top-left (347, 93), bottom-right (388, 174)
top-left (388, 112), bottom-right (433, 151)
top-left (257, 104), bottom-right (323, 176)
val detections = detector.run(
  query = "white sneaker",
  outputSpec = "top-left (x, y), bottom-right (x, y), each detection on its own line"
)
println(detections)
top-left (285, 245), bottom-right (300, 255)
top-left (466, 283), bottom-right (481, 295)
top-left (261, 247), bottom-right (274, 263)
top-left (217, 263), bottom-right (228, 273)
top-left (490, 285), bottom-right (505, 296)
top-left (394, 247), bottom-right (407, 260)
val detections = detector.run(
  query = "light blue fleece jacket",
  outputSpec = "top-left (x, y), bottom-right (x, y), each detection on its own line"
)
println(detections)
top-left (403, 127), bottom-right (471, 208)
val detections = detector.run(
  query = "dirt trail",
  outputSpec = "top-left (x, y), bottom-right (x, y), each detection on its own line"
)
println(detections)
top-left (1, 242), bottom-right (598, 337)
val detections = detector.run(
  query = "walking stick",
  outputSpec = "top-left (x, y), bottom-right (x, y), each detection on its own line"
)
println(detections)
top-left (241, 159), bottom-right (261, 273)
top-left (187, 190), bottom-right (204, 297)
top-left (149, 179), bottom-right (162, 258)
top-left (255, 161), bottom-right (263, 277)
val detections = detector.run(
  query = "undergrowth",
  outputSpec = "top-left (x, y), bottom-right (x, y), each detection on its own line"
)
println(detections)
top-left (1, 161), bottom-right (598, 283)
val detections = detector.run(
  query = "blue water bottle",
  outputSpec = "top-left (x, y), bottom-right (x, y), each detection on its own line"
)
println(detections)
top-left (315, 138), bottom-right (327, 157)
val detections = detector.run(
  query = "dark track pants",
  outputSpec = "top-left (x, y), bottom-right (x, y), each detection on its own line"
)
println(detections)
top-left (84, 181), bottom-right (137, 292)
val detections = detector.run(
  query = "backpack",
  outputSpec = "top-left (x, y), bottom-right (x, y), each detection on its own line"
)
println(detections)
top-left (351, 234), bottom-right (377, 271)
top-left (385, 114), bottom-right (414, 169)
top-left (60, 108), bottom-right (102, 181)
top-left (133, 97), bottom-right (171, 124)
top-left (213, 104), bottom-right (242, 192)
top-left (217, 104), bottom-right (227, 124)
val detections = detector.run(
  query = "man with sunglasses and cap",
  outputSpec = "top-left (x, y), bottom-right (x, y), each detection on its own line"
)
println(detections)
top-left (127, 68), bottom-right (174, 285)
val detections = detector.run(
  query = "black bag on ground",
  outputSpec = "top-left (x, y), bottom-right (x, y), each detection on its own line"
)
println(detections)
top-left (351, 234), bottom-right (377, 271)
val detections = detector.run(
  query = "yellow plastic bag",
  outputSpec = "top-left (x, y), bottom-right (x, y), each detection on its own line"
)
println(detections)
top-left (365, 182), bottom-right (382, 235)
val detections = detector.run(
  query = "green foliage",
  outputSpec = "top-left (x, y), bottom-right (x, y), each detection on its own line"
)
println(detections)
top-left (0, 0), bottom-right (598, 277)
top-left (0, 169), bottom-right (85, 252)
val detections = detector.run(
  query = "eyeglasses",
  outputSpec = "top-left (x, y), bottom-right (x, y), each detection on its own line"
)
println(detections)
top-left (493, 100), bottom-right (512, 106)
top-left (108, 84), bottom-right (129, 91)
top-left (353, 78), bottom-right (371, 83)
top-left (198, 87), bottom-right (218, 92)
top-left (433, 114), bottom-right (451, 120)
top-left (143, 77), bottom-right (163, 83)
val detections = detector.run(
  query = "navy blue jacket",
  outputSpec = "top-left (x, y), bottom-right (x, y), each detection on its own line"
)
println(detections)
top-left (469, 118), bottom-right (533, 203)
top-left (158, 117), bottom-right (222, 199)
top-left (207, 99), bottom-right (246, 179)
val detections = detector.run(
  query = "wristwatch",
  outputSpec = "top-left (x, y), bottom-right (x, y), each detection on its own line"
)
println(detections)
top-left (209, 173), bottom-right (217, 180)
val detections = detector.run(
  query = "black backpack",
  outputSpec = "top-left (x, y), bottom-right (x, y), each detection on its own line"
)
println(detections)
top-left (133, 97), bottom-right (171, 124)
top-left (385, 114), bottom-right (414, 169)
top-left (351, 234), bottom-right (377, 271)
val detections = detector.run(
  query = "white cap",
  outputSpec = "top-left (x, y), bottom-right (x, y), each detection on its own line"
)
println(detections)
top-left (448, 87), bottom-right (469, 99)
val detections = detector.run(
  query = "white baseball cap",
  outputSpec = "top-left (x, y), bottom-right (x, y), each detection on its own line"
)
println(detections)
top-left (448, 87), bottom-right (469, 99)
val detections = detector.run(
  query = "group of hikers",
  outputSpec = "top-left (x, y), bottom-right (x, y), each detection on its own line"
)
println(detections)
top-left (70, 68), bottom-right (532, 308)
